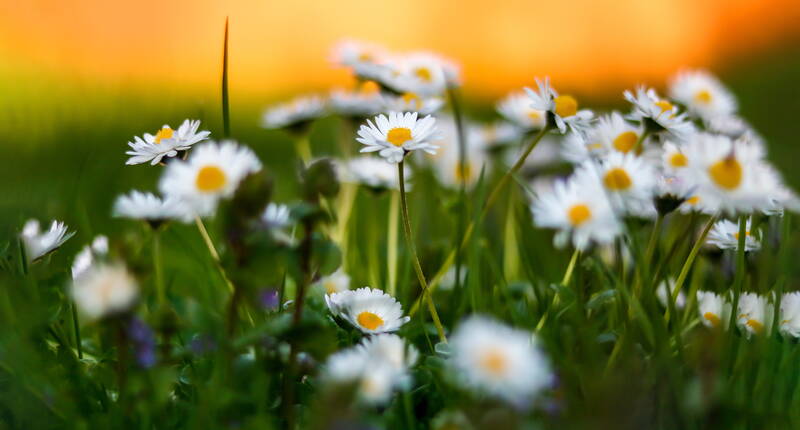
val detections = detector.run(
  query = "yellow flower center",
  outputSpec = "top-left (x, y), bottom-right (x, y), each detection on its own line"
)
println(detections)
top-left (195, 165), bottom-right (227, 192)
top-left (694, 89), bottom-right (713, 104)
top-left (359, 80), bottom-right (380, 94)
top-left (154, 127), bottom-right (174, 144)
top-left (454, 163), bottom-right (472, 183)
top-left (387, 127), bottom-right (413, 147)
top-left (324, 281), bottom-right (338, 294)
top-left (401, 92), bottom-right (421, 109)
top-left (655, 100), bottom-right (674, 114)
top-left (613, 131), bottom-right (638, 153)
top-left (669, 152), bottom-right (688, 168)
top-left (733, 231), bottom-right (751, 240)
top-left (746, 319), bottom-right (764, 333)
top-left (686, 196), bottom-right (700, 206)
top-left (554, 95), bottom-right (578, 118)
top-left (479, 349), bottom-right (508, 377)
top-left (703, 312), bottom-right (721, 327)
top-left (604, 167), bottom-right (633, 191)
top-left (708, 157), bottom-right (743, 190)
top-left (357, 311), bottom-right (384, 330)
top-left (567, 204), bottom-right (592, 226)
top-left (527, 110), bottom-right (542, 121)
top-left (414, 67), bottom-right (432, 82)
top-left (357, 52), bottom-right (374, 62)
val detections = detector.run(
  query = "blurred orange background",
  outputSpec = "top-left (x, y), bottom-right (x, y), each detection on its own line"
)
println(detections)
top-left (2, 0), bottom-right (799, 99)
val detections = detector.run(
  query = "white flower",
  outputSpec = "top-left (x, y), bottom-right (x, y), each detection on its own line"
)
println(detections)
top-left (357, 112), bottom-right (440, 163)
top-left (113, 191), bottom-right (189, 222)
top-left (159, 141), bottom-right (262, 217)
top-left (125, 119), bottom-right (210, 166)
top-left (316, 268), bottom-right (351, 295)
top-left (656, 279), bottom-right (686, 309)
top-left (449, 316), bottom-right (551, 406)
top-left (586, 152), bottom-right (657, 217)
top-left (560, 132), bottom-right (594, 164)
top-left (707, 219), bottom-right (761, 251)
top-left (624, 87), bottom-right (694, 141)
top-left (338, 156), bottom-right (407, 190)
top-left (662, 141), bottom-right (690, 173)
top-left (705, 115), bottom-right (755, 140)
top-left (71, 235), bottom-right (108, 280)
top-left (379, 52), bottom-right (449, 97)
top-left (71, 263), bottom-right (138, 320)
top-left (261, 95), bottom-right (326, 129)
top-left (780, 292), bottom-right (800, 338)
top-left (669, 70), bottom-right (737, 122)
top-left (589, 112), bottom-right (644, 155)
top-left (428, 118), bottom-right (489, 188)
top-left (696, 291), bottom-right (731, 329)
top-left (525, 77), bottom-right (594, 134)
top-left (329, 88), bottom-right (383, 118)
top-left (381, 92), bottom-right (445, 115)
top-left (531, 171), bottom-right (621, 250)
top-left (325, 287), bottom-right (410, 334)
top-left (480, 121), bottom-right (524, 147)
top-left (330, 39), bottom-right (390, 81)
top-left (261, 203), bottom-right (291, 229)
top-left (20, 219), bottom-right (74, 262)
top-left (737, 293), bottom-right (772, 337)
top-left (497, 91), bottom-right (546, 131)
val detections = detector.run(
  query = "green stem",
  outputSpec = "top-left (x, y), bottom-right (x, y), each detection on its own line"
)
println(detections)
top-left (665, 214), bottom-right (716, 323)
top-left (71, 301), bottom-right (82, 359)
top-left (727, 216), bottom-right (748, 331)
top-left (387, 190), bottom-right (399, 296)
top-left (194, 216), bottom-right (234, 293)
top-left (153, 230), bottom-right (165, 306)
top-left (398, 161), bottom-right (447, 343)
top-left (295, 135), bottom-right (312, 163)
top-left (535, 248), bottom-right (580, 332)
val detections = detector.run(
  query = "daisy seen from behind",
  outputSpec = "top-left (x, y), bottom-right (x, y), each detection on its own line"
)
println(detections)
top-left (21, 219), bottom-right (74, 262)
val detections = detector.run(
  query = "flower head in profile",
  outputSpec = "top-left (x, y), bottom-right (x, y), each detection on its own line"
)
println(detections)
top-left (158, 140), bottom-right (262, 217)
top-left (707, 219), bottom-right (761, 252)
top-left (428, 118), bottom-right (488, 188)
top-left (125, 119), bottom-right (210, 166)
top-left (378, 52), bottom-right (449, 96)
top-left (448, 316), bottom-right (552, 407)
top-left (696, 291), bottom-right (731, 329)
top-left (381, 92), bottom-right (445, 115)
top-left (780, 292), bottom-right (800, 338)
top-left (20, 219), bottom-right (74, 262)
top-left (624, 87), bottom-right (694, 141)
top-left (329, 88), bottom-right (384, 118)
top-left (325, 287), bottom-right (410, 334)
top-left (736, 293), bottom-right (772, 337)
top-left (113, 191), bottom-right (189, 224)
top-left (71, 263), bottom-right (138, 320)
top-left (71, 235), bottom-right (108, 280)
top-left (525, 77), bottom-right (593, 134)
top-left (357, 112), bottom-right (440, 163)
top-left (315, 267), bottom-right (351, 295)
top-left (497, 91), bottom-right (547, 132)
top-left (331, 39), bottom-right (390, 81)
top-left (669, 70), bottom-right (737, 122)
top-left (261, 95), bottom-right (326, 131)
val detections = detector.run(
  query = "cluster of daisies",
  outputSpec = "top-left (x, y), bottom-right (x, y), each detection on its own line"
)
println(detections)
top-left (696, 291), bottom-right (800, 338)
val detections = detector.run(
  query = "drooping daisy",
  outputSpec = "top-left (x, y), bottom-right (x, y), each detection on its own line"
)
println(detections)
top-left (624, 87), bottom-right (694, 141)
top-left (125, 119), bottom-right (211, 166)
top-left (525, 77), bottom-right (594, 134)
top-left (20, 219), bottom-right (74, 262)
top-left (329, 88), bottom-right (383, 118)
top-left (381, 92), bottom-right (445, 115)
top-left (706, 219), bottom-right (761, 251)
top-left (261, 202), bottom-right (292, 229)
top-left (737, 293), bottom-right (772, 337)
top-left (669, 70), bottom-right (737, 122)
top-left (448, 316), bottom-right (552, 406)
top-left (337, 155), bottom-right (408, 190)
top-left (779, 292), bottom-right (800, 338)
top-left (71, 263), bottom-right (139, 320)
top-left (497, 91), bottom-right (547, 131)
top-left (656, 279), bottom-right (686, 309)
top-left (315, 267), bottom-right (351, 295)
top-left (696, 291), bottom-right (731, 329)
top-left (71, 235), bottom-right (109, 280)
top-left (113, 190), bottom-right (189, 223)
top-left (531, 172), bottom-right (621, 250)
top-left (261, 95), bottom-right (326, 130)
top-left (158, 140), bottom-right (262, 217)
top-left (325, 287), bottom-right (410, 334)
top-left (583, 152), bottom-right (657, 217)
top-left (590, 112), bottom-right (644, 155)
top-left (357, 112), bottom-right (440, 163)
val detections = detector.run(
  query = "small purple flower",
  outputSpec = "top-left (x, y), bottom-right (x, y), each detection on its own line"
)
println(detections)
top-left (189, 334), bottom-right (217, 356)
top-left (128, 317), bottom-right (157, 369)
top-left (259, 289), bottom-right (279, 311)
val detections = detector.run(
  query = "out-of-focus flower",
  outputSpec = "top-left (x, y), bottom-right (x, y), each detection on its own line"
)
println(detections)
top-left (624, 87), bottom-right (694, 141)
top-left (337, 155), bottom-right (408, 190)
top-left (158, 141), bottom-right (262, 217)
top-left (329, 88), bottom-right (384, 118)
top-left (315, 268), bottom-right (351, 295)
top-left (261, 95), bottom-right (326, 130)
top-left (129, 317), bottom-right (157, 368)
top-left (497, 91), bottom-right (547, 132)
top-left (261, 203), bottom-right (292, 229)
top-left (669, 70), bottom-right (737, 122)
top-left (583, 152), bottom-right (657, 217)
top-left (357, 112), bottom-right (440, 163)
top-left (448, 315), bottom-right (552, 407)
top-left (325, 287), bottom-right (410, 334)
top-left (331, 39), bottom-right (391, 81)
top-left (20, 219), bottom-right (74, 262)
top-left (736, 293), bottom-right (772, 337)
top-left (125, 119), bottom-right (210, 166)
top-left (113, 191), bottom-right (189, 223)
top-left (71, 263), bottom-right (138, 320)
top-left (259, 289), bottom-right (280, 311)
top-left (525, 77), bottom-right (593, 134)
top-left (588, 112), bottom-right (644, 156)
top-left (697, 291), bottom-right (731, 329)
top-left (71, 235), bottom-right (108, 280)
top-left (656, 279), bottom-right (686, 309)
top-left (707, 219), bottom-right (761, 251)
top-left (428, 118), bottom-right (489, 188)
top-left (381, 92), bottom-right (444, 115)
top-left (780, 292), bottom-right (800, 338)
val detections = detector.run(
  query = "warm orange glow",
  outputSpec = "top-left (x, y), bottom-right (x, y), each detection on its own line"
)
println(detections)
top-left (1, 0), bottom-right (799, 99)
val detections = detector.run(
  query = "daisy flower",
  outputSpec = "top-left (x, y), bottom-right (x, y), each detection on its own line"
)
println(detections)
top-left (656, 279), bottom-right (686, 309)
top-left (780, 292), bottom-right (800, 338)
top-left (261, 95), bottom-right (326, 130)
top-left (655, 175), bottom-right (695, 215)
top-left (330, 39), bottom-right (390, 81)
top-left (497, 91), bottom-right (547, 131)
top-left (696, 291), bottom-right (731, 329)
top-left (329, 88), bottom-right (383, 118)
top-left (531, 171), bottom-right (621, 250)
top-left (158, 140), bottom-right (262, 217)
top-left (624, 87), bottom-right (694, 141)
top-left (584, 152), bottom-right (657, 217)
top-left (525, 77), bottom-right (593, 134)
top-left (448, 316), bottom-right (552, 407)
top-left (262, 202), bottom-right (292, 229)
top-left (737, 293), bottom-right (772, 337)
top-left (71, 263), bottom-right (139, 320)
top-left (705, 114), bottom-right (755, 140)
top-left (337, 156), bottom-right (408, 190)
top-left (560, 132), bottom-right (595, 164)
top-left (662, 141), bottom-right (690, 173)
top-left (381, 92), bottom-right (445, 115)
top-left (325, 287), bottom-right (411, 334)
top-left (480, 121), bottom-right (524, 147)
top-left (315, 267), bottom-right (351, 295)
top-left (71, 236), bottom-right (109, 280)
top-left (706, 219), bottom-right (761, 251)
top-left (428, 118), bottom-right (488, 188)
top-left (357, 112), bottom-right (440, 163)
top-left (20, 219), bottom-right (74, 262)
top-left (669, 70), bottom-right (737, 122)
top-left (380, 52), bottom-right (448, 97)
top-left (125, 119), bottom-right (210, 166)
top-left (113, 190), bottom-right (189, 223)
top-left (590, 112), bottom-right (644, 155)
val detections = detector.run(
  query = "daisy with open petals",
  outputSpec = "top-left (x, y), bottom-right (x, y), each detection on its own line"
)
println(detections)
top-left (497, 91), bottom-right (547, 131)
top-left (380, 52), bottom-right (448, 97)
top-left (338, 156), bottom-right (408, 190)
top-left (624, 87), bottom-right (694, 141)
top-left (261, 95), bottom-right (326, 130)
top-left (737, 293), bottom-right (772, 337)
top-left (331, 39), bottom-right (390, 81)
top-left (158, 141), bottom-right (262, 217)
top-left (113, 190), bottom-right (189, 223)
top-left (591, 112), bottom-right (644, 155)
top-left (325, 287), bottom-right (410, 334)
top-left (125, 119), bottom-right (210, 166)
top-left (525, 77), bottom-right (593, 134)
top-left (21, 219), bottom-right (74, 262)
top-left (71, 236), bottom-right (109, 280)
top-left (329, 88), bottom-right (383, 118)
top-left (780, 292), bottom-right (800, 338)
top-left (381, 92), bottom-right (444, 115)
top-left (583, 152), bottom-right (657, 217)
top-left (357, 112), bottom-right (440, 163)
top-left (696, 291), bottom-right (731, 329)
top-left (707, 218), bottom-right (761, 251)
top-left (669, 70), bottom-right (737, 122)
top-left (72, 263), bottom-right (139, 320)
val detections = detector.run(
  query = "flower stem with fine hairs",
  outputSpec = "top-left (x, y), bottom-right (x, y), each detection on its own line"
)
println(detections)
top-left (398, 160), bottom-right (447, 343)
